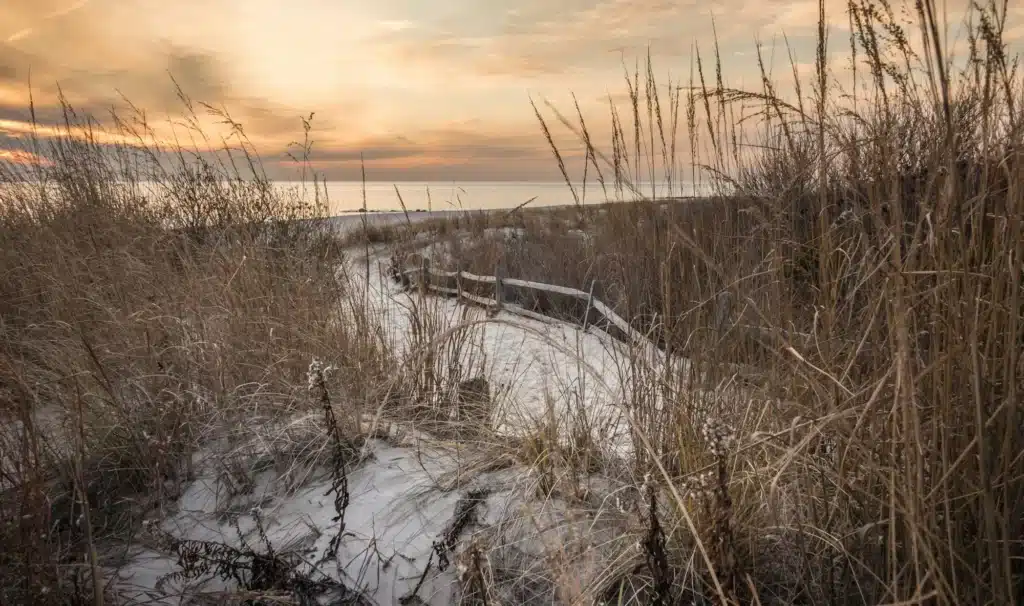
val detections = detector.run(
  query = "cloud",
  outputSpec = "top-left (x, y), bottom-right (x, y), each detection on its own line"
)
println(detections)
top-left (0, 147), bottom-right (49, 165)
top-left (0, 42), bottom-right (46, 88)
top-left (369, 0), bottom-right (1003, 84)
top-left (264, 128), bottom-right (554, 176)
top-left (165, 50), bottom-right (229, 103)
top-left (237, 103), bottom-right (317, 140)
top-left (5, 0), bottom-right (91, 43)
top-left (0, 64), bottom-right (17, 83)
top-left (0, 82), bottom-right (568, 181)
top-left (0, 39), bottom-right (331, 152)
top-left (25, 47), bottom-right (230, 113)
top-left (368, 0), bottom-right (836, 79)
top-left (0, 0), bottom-right (1019, 183)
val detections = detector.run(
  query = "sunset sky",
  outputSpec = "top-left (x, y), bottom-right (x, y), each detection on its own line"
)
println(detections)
top-left (1, 0), bottom-right (1020, 181)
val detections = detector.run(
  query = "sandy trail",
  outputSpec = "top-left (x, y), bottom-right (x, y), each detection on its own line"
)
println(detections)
top-left (113, 247), bottom-right (649, 604)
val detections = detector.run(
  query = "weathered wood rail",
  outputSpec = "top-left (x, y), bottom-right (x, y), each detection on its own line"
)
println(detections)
top-left (394, 259), bottom-right (651, 349)
top-left (390, 256), bottom-right (815, 357)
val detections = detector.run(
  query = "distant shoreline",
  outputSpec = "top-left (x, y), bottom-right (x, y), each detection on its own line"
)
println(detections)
top-left (328, 195), bottom-right (710, 217)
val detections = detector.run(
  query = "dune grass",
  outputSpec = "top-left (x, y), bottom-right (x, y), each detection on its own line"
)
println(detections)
top-left (0, 97), bottom-right (385, 604)
top-left (1, 0), bottom-right (1022, 604)
top-left (380, 1), bottom-right (1023, 602)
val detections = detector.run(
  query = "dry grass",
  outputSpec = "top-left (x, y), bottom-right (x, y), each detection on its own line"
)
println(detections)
top-left (1, 0), bottom-right (1022, 604)
top-left (546, 1), bottom-right (1020, 603)
top-left (384, 0), bottom-right (1024, 603)
top-left (0, 97), bottom-right (389, 604)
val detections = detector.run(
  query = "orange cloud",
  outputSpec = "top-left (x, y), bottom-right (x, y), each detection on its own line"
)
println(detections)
top-left (0, 117), bottom-right (140, 147)
top-left (0, 0), bottom-right (1018, 183)
top-left (0, 148), bottom-right (49, 165)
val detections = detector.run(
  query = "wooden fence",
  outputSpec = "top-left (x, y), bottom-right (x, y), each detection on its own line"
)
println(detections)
top-left (395, 259), bottom-right (649, 348)
top-left (392, 257), bottom-right (814, 356)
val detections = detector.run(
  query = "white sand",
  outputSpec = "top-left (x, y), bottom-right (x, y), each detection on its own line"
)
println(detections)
top-left (113, 245), bottom-right (660, 604)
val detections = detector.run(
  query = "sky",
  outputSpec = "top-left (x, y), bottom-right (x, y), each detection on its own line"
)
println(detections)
top-left (0, 0), bottom-right (1020, 181)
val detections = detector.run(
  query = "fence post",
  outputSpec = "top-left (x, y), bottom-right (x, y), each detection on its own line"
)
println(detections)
top-left (420, 256), bottom-right (430, 297)
top-left (456, 270), bottom-right (463, 302)
top-left (494, 263), bottom-right (504, 312)
top-left (582, 279), bottom-right (596, 331)
top-left (714, 291), bottom-right (733, 337)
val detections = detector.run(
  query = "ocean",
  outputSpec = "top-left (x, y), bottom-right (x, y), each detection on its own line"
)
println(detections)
top-left (0, 179), bottom-right (706, 217)
top-left (291, 181), bottom-right (704, 214)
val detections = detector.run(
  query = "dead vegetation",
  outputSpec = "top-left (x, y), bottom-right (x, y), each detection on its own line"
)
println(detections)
top-left (1, 0), bottom-right (1022, 604)
top-left (527, 0), bottom-right (1023, 602)
top-left (364, 0), bottom-right (1024, 603)
top-left (0, 95), bottom-right (373, 604)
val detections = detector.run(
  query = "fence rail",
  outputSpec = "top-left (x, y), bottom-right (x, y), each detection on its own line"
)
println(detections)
top-left (397, 262), bottom-right (651, 348)
top-left (392, 257), bottom-right (815, 357)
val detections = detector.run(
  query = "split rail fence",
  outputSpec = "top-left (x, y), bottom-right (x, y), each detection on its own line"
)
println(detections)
top-left (392, 257), bottom-right (815, 355)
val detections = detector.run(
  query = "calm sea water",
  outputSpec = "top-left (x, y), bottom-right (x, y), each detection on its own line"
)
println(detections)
top-left (0, 179), bottom-right (707, 215)
top-left (291, 181), bottom-right (704, 214)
